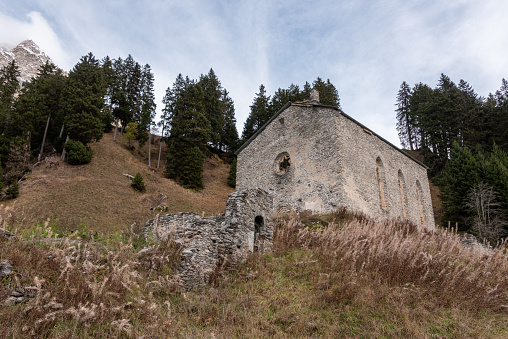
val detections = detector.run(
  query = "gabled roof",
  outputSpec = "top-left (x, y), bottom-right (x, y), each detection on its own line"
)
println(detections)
top-left (235, 101), bottom-right (427, 169)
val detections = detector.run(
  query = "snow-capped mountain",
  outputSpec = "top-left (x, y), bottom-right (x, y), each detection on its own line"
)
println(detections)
top-left (0, 40), bottom-right (54, 84)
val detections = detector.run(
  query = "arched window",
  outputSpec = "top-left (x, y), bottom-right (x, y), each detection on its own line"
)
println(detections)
top-left (398, 170), bottom-right (408, 219)
top-left (416, 180), bottom-right (425, 226)
top-left (376, 157), bottom-right (387, 210)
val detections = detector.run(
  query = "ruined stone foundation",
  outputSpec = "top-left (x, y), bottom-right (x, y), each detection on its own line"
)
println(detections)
top-left (144, 189), bottom-right (273, 290)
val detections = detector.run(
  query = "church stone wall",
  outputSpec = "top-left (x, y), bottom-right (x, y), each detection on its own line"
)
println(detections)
top-left (236, 104), bottom-right (345, 214)
top-left (335, 114), bottom-right (435, 228)
top-left (237, 103), bottom-right (435, 228)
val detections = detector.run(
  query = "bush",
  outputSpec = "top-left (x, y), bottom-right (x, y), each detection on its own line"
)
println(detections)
top-left (227, 158), bottom-right (236, 188)
top-left (64, 140), bottom-right (93, 165)
top-left (5, 180), bottom-right (19, 198)
top-left (131, 172), bottom-right (146, 192)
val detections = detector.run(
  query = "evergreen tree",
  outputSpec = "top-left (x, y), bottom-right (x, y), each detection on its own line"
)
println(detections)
top-left (197, 69), bottom-right (238, 153)
top-left (268, 85), bottom-right (301, 116)
top-left (199, 69), bottom-right (223, 149)
top-left (100, 56), bottom-right (115, 132)
top-left (440, 142), bottom-right (479, 231)
top-left (5, 180), bottom-right (19, 198)
top-left (0, 62), bottom-right (24, 177)
top-left (395, 81), bottom-right (415, 150)
top-left (131, 172), bottom-right (146, 192)
top-left (242, 84), bottom-right (270, 141)
top-left (0, 61), bottom-right (20, 137)
top-left (491, 79), bottom-right (508, 150)
top-left (227, 157), bottom-right (236, 188)
top-left (136, 64), bottom-right (156, 148)
top-left (165, 75), bottom-right (210, 190)
top-left (312, 77), bottom-right (341, 108)
top-left (481, 144), bottom-right (508, 216)
top-left (12, 62), bottom-right (67, 157)
top-left (220, 90), bottom-right (239, 153)
top-left (60, 53), bottom-right (107, 145)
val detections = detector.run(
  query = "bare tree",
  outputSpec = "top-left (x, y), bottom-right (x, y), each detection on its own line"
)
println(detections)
top-left (467, 182), bottom-right (507, 245)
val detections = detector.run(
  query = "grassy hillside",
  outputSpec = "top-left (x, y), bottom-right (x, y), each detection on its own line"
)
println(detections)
top-left (1, 210), bottom-right (507, 338)
top-left (0, 132), bottom-right (234, 234)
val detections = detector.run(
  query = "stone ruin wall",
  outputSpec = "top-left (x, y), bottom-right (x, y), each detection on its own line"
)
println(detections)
top-left (236, 104), bottom-right (345, 214)
top-left (144, 189), bottom-right (273, 290)
top-left (236, 103), bottom-right (435, 228)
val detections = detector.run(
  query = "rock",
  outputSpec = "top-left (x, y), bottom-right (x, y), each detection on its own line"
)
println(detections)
top-left (0, 259), bottom-right (13, 276)
top-left (10, 289), bottom-right (24, 297)
top-left (24, 287), bottom-right (39, 298)
top-left (0, 228), bottom-right (15, 239)
top-left (3, 296), bottom-right (24, 306)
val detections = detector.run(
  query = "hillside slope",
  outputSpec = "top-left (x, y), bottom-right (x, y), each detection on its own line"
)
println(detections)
top-left (1, 132), bottom-right (234, 233)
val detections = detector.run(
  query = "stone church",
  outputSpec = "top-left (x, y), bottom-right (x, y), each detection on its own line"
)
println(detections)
top-left (235, 90), bottom-right (435, 228)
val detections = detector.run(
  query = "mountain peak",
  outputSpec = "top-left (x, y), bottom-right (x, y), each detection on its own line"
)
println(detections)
top-left (0, 39), bottom-right (55, 84)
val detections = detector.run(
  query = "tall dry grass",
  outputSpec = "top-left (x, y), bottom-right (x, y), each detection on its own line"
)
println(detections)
top-left (275, 208), bottom-right (508, 313)
top-left (0, 221), bottom-right (182, 338)
top-left (1, 210), bottom-right (507, 338)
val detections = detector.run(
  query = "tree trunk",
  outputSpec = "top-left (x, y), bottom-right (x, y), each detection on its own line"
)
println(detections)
top-left (157, 139), bottom-right (162, 169)
top-left (148, 129), bottom-right (152, 167)
top-left (38, 114), bottom-right (51, 162)
top-left (59, 123), bottom-right (65, 138)
top-left (61, 134), bottom-right (70, 161)
top-left (113, 118), bottom-right (119, 143)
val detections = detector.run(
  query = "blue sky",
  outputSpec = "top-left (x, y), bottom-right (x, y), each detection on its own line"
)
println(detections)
top-left (1, 0), bottom-right (508, 146)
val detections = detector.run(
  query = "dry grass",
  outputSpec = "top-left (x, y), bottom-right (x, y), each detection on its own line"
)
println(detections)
top-left (0, 132), bottom-right (234, 233)
top-left (2, 210), bottom-right (507, 338)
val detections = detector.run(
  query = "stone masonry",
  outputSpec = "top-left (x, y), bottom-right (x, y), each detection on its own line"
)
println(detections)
top-left (236, 91), bottom-right (435, 228)
top-left (144, 189), bottom-right (272, 290)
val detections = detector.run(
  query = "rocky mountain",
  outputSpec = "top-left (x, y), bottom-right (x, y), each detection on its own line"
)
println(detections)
top-left (0, 40), bottom-right (53, 84)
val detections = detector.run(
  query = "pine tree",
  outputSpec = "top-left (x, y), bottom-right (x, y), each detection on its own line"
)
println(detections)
top-left (131, 172), bottom-right (146, 192)
top-left (313, 77), bottom-right (340, 108)
top-left (227, 157), bottom-right (236, 188)
top-left (395, 81), bottom-right (415, 150)
top-left (440, 141), bottom-right (479, 231)
top-left (136, 64), bottom-right (156, 148)
top-left (197, 69), bottom-right (238, 153)
top-left (5, 180), bottom-right (19, 198)
top-left (165, 76), bottom-right (210, 190)
top-left (220, 90), bottom-right (239, 153)
top-left (60, 53), bottom-right (107, 145)
top-left (0, 60), bottom-right (20, 136)
top-left (242, 84), bottom-right (270, 142)
top-left (12, 62), bottom-right (67, 159)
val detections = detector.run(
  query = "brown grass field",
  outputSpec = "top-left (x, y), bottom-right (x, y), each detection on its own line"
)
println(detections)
top-left (0, 132), bottom-right (234, 234)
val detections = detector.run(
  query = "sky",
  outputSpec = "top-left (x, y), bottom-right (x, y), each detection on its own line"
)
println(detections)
top-left (1, 0), bottom-right (508, 146)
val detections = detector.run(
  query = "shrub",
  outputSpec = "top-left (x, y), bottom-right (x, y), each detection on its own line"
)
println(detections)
top-left (131, 172), bottom-right (146, 192)
top-left (5, 180), bottom-right (19, 198)
top-left (64, 140), bottom-right (93, 165)
top-left (227, 158), bottom-right (236, 188)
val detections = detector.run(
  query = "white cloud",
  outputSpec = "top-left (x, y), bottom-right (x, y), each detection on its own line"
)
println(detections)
top-left (3, 0), bottom-right (508, 147)
top-left (0, 11), bottom-right (69, 68)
